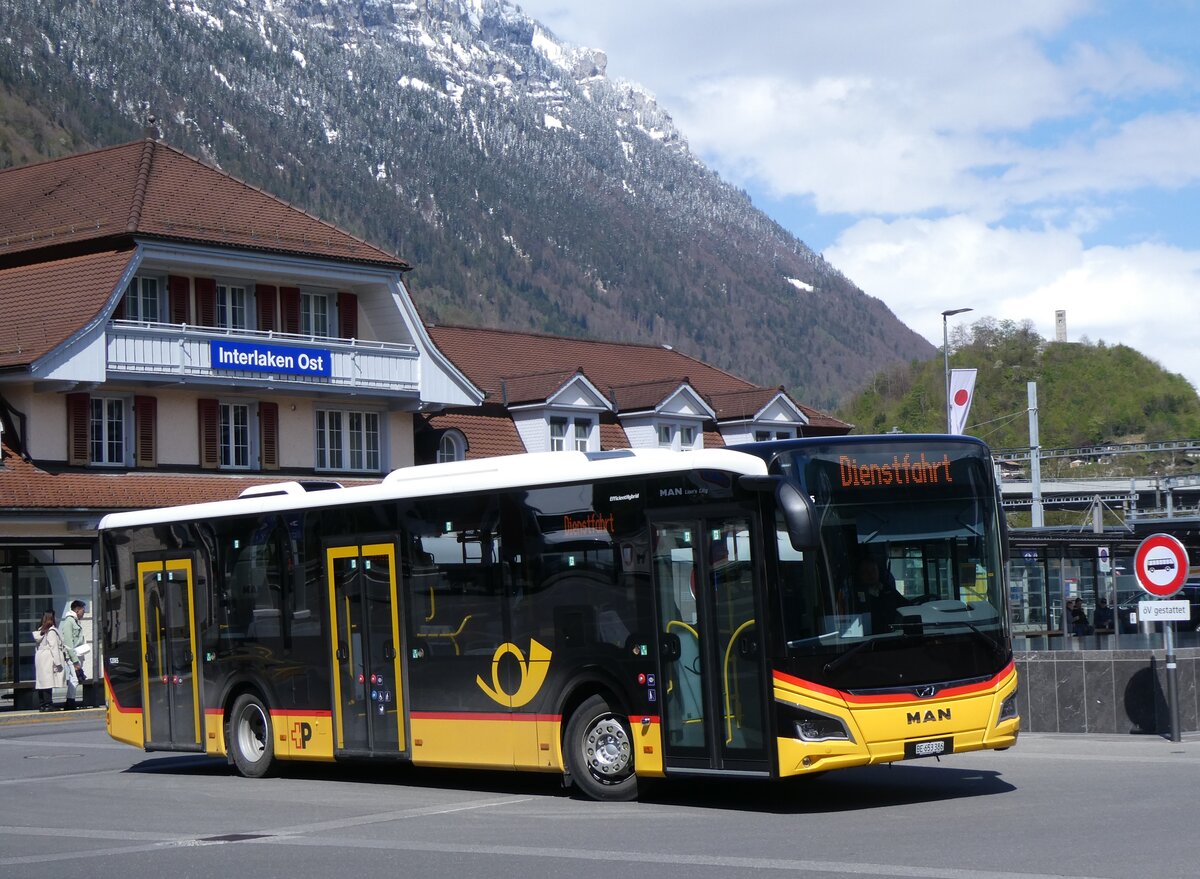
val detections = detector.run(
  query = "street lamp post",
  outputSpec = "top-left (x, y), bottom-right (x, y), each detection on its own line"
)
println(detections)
top-left (941, 307), bottom-right (973, 433)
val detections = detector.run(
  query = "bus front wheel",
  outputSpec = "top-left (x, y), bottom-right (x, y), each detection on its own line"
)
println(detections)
top-left (228, 692), bottom-right (275, 778)
top-left (564, 695), bottom-right (637, 801)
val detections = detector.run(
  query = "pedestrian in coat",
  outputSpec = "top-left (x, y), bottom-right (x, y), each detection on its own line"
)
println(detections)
top-left (33, 610), bottom-right (67, 712)
top-left (61, 600), bottom-right (87, 709)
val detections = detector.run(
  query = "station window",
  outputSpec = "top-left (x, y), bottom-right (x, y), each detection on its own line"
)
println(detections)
top-left (220, 403), bottom-right (252, 469)
top-left (89, 397), bottom-right (128, 466)
top-left (216, 284), bottom-right (249, 330)
top-left (300, 291), bottom-right (329, 336)
top-left (316, 408), bottom-right (381, 472)
top-left (125, 276), bottom-right (163, 322)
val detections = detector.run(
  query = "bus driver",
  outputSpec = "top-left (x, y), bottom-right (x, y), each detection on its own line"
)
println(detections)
top-left (854, 556), bottom-right (909, 634)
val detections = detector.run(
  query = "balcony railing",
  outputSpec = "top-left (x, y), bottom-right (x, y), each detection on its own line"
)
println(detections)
top-left (106, 320), bottom-right (420, 394)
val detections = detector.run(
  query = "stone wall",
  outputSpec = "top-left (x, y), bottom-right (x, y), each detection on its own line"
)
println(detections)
top-left (1014, 646), bottom-right (1200, 735)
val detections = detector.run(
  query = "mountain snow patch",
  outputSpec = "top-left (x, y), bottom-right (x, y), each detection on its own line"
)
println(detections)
top-left (786, 278), bottom-right (815, 292)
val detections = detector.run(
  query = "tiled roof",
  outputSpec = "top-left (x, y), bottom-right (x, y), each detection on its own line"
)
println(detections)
top-left (607, 379), bottom-right (700, 413)
top-left (708, 387), bottom-right (787, 420)
top-left (430, 325), bottom-right (756, 401)
top-left (426, 324), bottom-right (850, 430)
top-left (0, 140), bottom-right (409, 269)
top-left (599, 418), bottom-right (632, 450)
top-left (422, 408), bottom-right (526, 460)
top-left (499, 369), bottom-right (588, 407)
top-left (0, 445), bottom-right (375, 512)
top-left (795, 404), bottom-right (852, 430)
top-left (0, 249), bottom-right (134, 367)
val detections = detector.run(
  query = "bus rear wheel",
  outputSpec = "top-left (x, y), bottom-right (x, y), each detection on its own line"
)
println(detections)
top-left (564, 695), bottom-right (637, 801)
top-left (228, 692), bottom-right (275, 778)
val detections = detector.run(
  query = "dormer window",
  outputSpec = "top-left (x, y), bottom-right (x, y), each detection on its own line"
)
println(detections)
top-left (437, 430), bottom-right (466, 463)
top-left (125, 277), bottom-right (162, 322)
top-left (755, 428), bottom-right (796, 442)
top-left (656, 421), bottom-right (701, 451)
top-left (550, 416), bottom-right (593, 452)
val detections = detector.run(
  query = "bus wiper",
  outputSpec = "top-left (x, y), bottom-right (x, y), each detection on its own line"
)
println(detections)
top-left (823, 637), bottom-right (875, 675)
top-left (913, 619), bottom-right (1006, 660)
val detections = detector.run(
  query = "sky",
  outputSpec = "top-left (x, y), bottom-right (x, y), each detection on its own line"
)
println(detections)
top-left (514, 0), bottom-right (1200, 393)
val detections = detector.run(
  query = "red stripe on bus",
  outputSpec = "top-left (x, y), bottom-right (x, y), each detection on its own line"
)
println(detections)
top-left (270, 710), bottom-right (333, 718)
top-left (774, 661), bottom-right (1015, 704)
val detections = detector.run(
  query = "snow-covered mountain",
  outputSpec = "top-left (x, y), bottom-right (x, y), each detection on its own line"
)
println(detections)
top-left (0, 0), bottom-right (933, 405)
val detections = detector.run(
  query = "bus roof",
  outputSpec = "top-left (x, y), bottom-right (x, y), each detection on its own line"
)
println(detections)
top-left (97, 447), bottom-right (769, 531)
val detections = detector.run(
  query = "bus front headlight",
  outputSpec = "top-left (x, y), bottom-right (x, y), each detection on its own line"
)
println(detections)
top-left (998, 688), bottom-right (1019, 723)
top-left (791, 706), bottom-right (853, 743)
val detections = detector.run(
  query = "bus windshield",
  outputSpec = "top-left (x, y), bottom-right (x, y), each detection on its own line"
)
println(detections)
top-left (772, 440), bottom-right (1010, 691)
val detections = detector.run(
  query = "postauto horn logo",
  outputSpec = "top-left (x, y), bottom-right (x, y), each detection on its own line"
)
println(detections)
top-left (476, 640), bottom-right (552, 708)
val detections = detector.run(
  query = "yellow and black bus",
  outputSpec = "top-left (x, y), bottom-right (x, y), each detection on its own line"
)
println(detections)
top-left (98, 437), bottom-right (1018, 801)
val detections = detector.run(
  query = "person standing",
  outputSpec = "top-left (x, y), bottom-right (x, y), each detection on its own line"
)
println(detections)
top-left (33, 610), bottom-right (67, 712)
top-left (61, 600), bottom-right (88, 709)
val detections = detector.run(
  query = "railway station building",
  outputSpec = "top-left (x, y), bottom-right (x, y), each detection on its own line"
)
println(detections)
top-left (0, 140), bottom-right (480, 705)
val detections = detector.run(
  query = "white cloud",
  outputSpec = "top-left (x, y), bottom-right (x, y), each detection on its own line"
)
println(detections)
top-left (826, 217), bottom-right (1200, 391)
top-left (516, 0), bottom-right (1200, 393)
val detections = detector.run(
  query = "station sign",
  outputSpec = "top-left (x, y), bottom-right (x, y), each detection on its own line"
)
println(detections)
top-left (210, 340), bottom-right (332, 378)
top-left (1134, 533), bottom-right (1189, 598)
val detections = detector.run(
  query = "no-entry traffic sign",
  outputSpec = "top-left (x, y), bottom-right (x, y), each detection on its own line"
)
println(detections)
top-left (1134, 533), bottom-right (1190, 597)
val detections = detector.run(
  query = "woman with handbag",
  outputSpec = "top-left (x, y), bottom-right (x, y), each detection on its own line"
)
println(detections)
top-left (33, 610), bottom-right (67, 712)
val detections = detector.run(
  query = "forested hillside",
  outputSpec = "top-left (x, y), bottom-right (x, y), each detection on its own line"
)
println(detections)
top-left (839, 318), bottom-right (1200, 450)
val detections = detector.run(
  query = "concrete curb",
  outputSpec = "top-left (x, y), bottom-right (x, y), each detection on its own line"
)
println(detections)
top-left (0, 706), bottom-right (104, 726)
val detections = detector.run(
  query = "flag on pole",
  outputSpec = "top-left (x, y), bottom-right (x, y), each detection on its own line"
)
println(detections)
top-left (948, 368), bottom-right (977, 434)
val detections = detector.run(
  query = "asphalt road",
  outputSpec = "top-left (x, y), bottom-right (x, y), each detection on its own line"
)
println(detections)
top-left (1, 710), bottom-right (1195, 879)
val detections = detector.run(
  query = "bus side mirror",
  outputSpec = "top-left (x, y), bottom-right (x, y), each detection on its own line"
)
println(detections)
top-left (776, 481), bottom-right (818, 550)
top-left (740, 475), bottom-right (818, 550)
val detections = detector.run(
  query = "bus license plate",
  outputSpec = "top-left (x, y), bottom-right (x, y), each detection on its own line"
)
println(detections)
top-left (905, 738), bottom-right (953, 759)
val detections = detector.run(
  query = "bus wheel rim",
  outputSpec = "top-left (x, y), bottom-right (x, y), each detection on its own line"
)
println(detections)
top-left (583, 716), bottom-right (632, 781)
top-left (238, 704), bottom-right (268, 761)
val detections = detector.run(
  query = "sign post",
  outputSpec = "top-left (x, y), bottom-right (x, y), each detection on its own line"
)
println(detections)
top-left (1134, 533), bottom-right (1190, 742)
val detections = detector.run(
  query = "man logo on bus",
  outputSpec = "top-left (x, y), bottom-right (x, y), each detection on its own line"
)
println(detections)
top-left (907, 709), bottom-right (951, 725)
top-left (477, 640), bottom-right (552, 708)
top-left (290, 721), bottom-right (313, 750)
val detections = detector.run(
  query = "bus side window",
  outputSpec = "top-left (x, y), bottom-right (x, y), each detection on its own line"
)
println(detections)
top-left (219, 516), bottom-right (285, 642)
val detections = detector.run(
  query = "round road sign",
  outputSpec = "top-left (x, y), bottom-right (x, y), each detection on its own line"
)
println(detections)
top-left (1134, 533), bottom-right (1189, 597)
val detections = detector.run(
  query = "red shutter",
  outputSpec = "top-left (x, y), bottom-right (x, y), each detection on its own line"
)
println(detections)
top-left (337, 291), bottom-right (358, 340)
top-left (198, 398), bottom-right (220, 469)
top-left (195, 277), bottom-right (216, 327)
top-left (66, 393), bottom-right (90, 466)
top-left (168, 275), bottom-right (191, 325)
top-left (259, 402), bottom-right (279, 471)
top-left (256, 284), bottom-right (278, 332)
top-left (280, 286), bottom-right (300, 334)
top-left (134, 396), bottom-right (158, 468)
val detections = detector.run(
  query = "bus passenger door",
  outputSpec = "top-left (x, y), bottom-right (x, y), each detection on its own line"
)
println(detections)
top-left (652, 515), bottom-right (770, 775)
top-left (137, 558), bottom-right (203, 752)
top-left (326, 542), bottom-right (408, 757)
